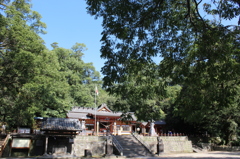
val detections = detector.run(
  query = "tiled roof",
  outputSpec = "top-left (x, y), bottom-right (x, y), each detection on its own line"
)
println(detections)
top-left (41, 118), bottom-right (81, 131)
top-left (67, 104), bottom-right (137, 121)
top-left (69, 106), bottom-right (123, 117)
top-left (67, 112), bottom-right (90, 119)
top-left (71, 107), bottom-right (96, 113)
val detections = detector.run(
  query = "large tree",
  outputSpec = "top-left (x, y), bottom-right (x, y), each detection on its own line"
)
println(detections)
top-left (0, 0), bottom-right (101, 128)
top-left (51, 42), bottom-right (102, 108)
top-left (0, 0), bottom-right (47, 127)
top-left (0, 0), bottom-right (110, 129)
top-left (86, 0), bottom-right (240, 143)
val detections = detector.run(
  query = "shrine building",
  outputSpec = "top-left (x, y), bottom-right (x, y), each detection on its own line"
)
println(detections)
top-left (66, 104), bottom-right (138, 135)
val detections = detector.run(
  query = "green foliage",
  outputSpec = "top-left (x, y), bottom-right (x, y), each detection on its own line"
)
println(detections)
top-left (0, 1), bottom-right (105, 128)
top-left (86, 0), bottom-right (240, 144)
top-left (0, 0), bottom-right (46, 127)
top-left (169, 25), bottom-right (240, 144)
top-left (51, 43), bottom-right (101, 107)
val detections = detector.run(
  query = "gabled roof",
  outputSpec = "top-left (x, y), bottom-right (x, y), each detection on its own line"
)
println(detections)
top-left (67, 104), bottom-right (137, 120)
top-left (97, 103), bottom-right (112, 112)
top-left (41, 118), bottom-right (81, 131)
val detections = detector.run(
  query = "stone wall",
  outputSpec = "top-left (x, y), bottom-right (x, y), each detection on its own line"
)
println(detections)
top-left (72, 136), bottom-right (106, 157)
top-left (139, 136), bottom-right (193, 153)
top-left (213, 145), bottom-right (240, 151)
top-left (4, 135), bottom-right (193, 157)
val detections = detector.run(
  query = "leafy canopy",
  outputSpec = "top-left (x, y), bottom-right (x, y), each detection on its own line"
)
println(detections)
top-left (86, 0), bottom-right (240, 142)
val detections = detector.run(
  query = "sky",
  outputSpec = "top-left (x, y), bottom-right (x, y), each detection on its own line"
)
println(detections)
top-left (31, 0), bottom-right (105, 76)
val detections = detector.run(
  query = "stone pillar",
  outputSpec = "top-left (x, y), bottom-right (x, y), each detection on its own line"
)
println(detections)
top-left (69, 138), bottom-right (74, 155)
top-left (44, 136), bottom-right (48, 155)
top-left (157, 137), bottom-right (164, 155)
top-left (106, 136), bottom-right (113, 156)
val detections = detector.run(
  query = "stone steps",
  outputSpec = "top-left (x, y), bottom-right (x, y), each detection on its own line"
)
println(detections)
top-left (114, 135), bottom-right (153, 157)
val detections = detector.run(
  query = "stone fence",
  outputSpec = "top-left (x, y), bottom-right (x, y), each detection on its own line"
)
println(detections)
top-left (72, 136), bottom-right (107, 157)
top-left (3, 134), bottom-right (194, 157)
top-left (137, 136), bottom-right (193, 154)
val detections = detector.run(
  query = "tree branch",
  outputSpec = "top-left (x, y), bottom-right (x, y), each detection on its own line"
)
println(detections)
top-left (0, 3), bottom-right (7, 10)
top-left (193, 0), bottom-right (207, 28)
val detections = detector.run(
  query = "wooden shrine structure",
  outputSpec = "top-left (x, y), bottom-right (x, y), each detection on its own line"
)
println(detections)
top-left (67, 104), bottom-right (166, 136)
top-left (67, 104), bottom-right (137, 136)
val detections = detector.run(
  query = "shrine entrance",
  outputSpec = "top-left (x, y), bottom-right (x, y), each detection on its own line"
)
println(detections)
top-left (99, 121), bottom-right (113, 135)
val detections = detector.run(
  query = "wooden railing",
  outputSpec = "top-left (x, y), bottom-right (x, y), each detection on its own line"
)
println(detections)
top-left (0, 134), bottom-right (10, 157)
top-left (111, 135), bottom-right (123, 156)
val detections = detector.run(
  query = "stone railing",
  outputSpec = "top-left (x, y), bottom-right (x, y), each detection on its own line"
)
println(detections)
top-left (111, 135), bottom-right (123, 156)
top-left (192, 144), bottom-right (204, 152)
top-left (132, 133), bottom-right (154, 154)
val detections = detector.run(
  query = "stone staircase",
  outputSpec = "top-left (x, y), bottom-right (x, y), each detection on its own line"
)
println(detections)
top-left (114, 135), bottom-right (153, 157)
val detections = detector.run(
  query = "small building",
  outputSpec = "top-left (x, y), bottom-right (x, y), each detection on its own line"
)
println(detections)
top-left (67, 104), bottom-right (137, 135)
top-left (41, 118), bottom-right (81, 155)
